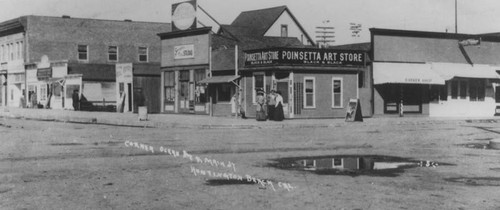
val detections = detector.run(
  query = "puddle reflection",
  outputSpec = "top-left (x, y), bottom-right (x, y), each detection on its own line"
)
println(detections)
top-left (269, 155), bottom-right (444, 177)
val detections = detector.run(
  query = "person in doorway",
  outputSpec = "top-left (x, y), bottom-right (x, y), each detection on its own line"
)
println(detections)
top-left (238, 89), bottom-right (247, 119)
top-left (274, 91), bottom-right (285, 121)
top-left (31, 91), bottom-right (37, 108)
top-left (231, 92), bottom-right (239, 118)
top-left (255, 89), bottom-right (266, 121)
top-left (267, 89), bottom-right (276, 120)
top-left (72, 89), bottom-right (80, 111)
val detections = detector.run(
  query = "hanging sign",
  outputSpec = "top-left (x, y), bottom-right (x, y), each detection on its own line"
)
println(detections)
top-left (171, 0), bottom-right (197, 31)
top-left (37, 67), bottom-right (52, 80)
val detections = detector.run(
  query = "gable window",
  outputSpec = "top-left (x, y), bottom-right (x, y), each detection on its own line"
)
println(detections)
top-left (281, 24), bottom-right (288, 37)
top-left (304, 77), bottom-right (315, 108)
top-left (253, 74), bottom-right (265, 103)
top-left (78, 45), bottom-right (88, 61)
top-left (332, 78), bottom-right (343, 108)
top-left (108, 46), bottom-right (118, 61)
top-left (138, 47), bottom-right (148, 62)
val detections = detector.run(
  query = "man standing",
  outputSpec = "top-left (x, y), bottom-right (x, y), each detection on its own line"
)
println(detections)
top-left (72, 89), bottom-right (80, 111)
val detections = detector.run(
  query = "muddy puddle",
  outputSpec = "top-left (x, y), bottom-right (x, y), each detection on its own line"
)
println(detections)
top-left (205, 179), bottom-right (257, 186)
top-left (268, 155), bottom-right (448, 177)
top-left (444, 177), bottom-right (500, 186)
top-left (456, 143), bottom-right (497, 150)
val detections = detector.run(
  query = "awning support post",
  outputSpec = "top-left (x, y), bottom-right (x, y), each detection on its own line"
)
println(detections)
top-left (399, 86), bottom-right (404, 117)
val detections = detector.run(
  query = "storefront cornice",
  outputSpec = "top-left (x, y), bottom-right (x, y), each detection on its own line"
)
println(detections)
top-left (161, 64), bottom-right (209, 71)
top-left (370, 28), bottom-right (499, 41)
top-left (240, 65), bottom-right (364, 71)
top-left (157, 27), bottom-right (212, 40)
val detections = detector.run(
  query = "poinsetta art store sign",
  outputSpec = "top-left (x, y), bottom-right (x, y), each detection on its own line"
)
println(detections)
top-left (244, 48), bottom-right (365, 67)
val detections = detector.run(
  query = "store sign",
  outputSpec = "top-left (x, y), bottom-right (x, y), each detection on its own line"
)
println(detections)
top-left (174, 44), bottom-right (195, 59)
top-left (404, 78), bottom-right (433, 84)
top-left (244, 48), bottom-right (365, 67)
top-left (37, 67), bottom-right (52, 79)
top-left (171, 0), bottom-right (197, 31)
top-left (116, 63), bottom-right (133, 83)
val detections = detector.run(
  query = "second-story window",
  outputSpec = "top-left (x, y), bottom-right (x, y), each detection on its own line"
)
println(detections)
top-left (281, 24), bottom-right (288, 37)
top-left (78, 45), bottom-right (88, 61)
top-left (138, 47), bottom-right (148, 62)
top-left (108, 46), bottom-right (118, 62)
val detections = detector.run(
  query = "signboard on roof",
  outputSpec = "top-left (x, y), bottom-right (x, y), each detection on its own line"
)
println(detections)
top-left (244, 48), bottom-right (365, 67)
top-left (171, 0), bottom-right (197, 31)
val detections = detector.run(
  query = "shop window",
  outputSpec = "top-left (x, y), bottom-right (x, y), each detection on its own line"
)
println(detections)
top-left (78, 45), bottom-right (88, 61)
top-left (281, 25), bottom-right (288, 37)
top-left (138, 47), bottom-right (148, 62)
top-left (16, 42), bottom-right (21, 60)
top-left (451, 80), bottom-right (467, 99)
top-left (40, 85), bottom-right (47, 101)
top-left (469, 79), bottom-right (485, 101)
top-left (108, 46), bottom-right (118, 62)
top-left (253, 74), bottom-right (265, 103)
top-left (18, 41), bottom-right (23, 61)
top-left (304, 77), bottom-right (315, 108)
top-left (66, 85), bottom-right (80, 99)
top-left (164, 71), bottom-right (175, 103)
top-left (430, 85), bottom-right (448, 101)
top-left (194, 69), bottom-right (206, 103)
top-left (216, 83), bottom-right (233, 102)
top-left (8, 44), bottom-right (12, 61)
top-left (332, 78), bottom-right (343, 108)
top-left (496, 86), bottom-right (500, 103)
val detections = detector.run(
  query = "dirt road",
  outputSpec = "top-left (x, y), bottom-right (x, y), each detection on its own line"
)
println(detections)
top-left (1, 118), bottom-right (499, 210)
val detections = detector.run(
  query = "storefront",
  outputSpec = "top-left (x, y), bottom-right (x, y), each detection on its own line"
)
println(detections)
top-left (371, 28), bottom-right (500, 117)
top-left (25, 57), bottom-right (83, 110)
top-left (242, 47), bottom-right (369, 119)
top-left (116, 63), bottom-right (162, 113)
top-left (158, 28), bottom-right (212, 115)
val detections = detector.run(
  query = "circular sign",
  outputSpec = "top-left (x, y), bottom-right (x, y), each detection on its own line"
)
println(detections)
top-left (172, 2), bottom-right (196, 30)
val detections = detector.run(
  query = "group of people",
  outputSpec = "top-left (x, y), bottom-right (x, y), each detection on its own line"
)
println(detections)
top-left (256, 89), bottom-right (284, 121)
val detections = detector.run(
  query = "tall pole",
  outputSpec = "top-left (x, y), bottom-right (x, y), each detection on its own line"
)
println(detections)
top-left (455, 0), bottom-right (458, 33)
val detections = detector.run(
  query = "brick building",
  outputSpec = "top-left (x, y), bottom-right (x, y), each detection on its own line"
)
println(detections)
top-left (0, 15), bottom-right (170, 112)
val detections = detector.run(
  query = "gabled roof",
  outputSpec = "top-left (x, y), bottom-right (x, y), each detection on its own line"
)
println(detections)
top-left (230, 6), bottom-right (287, 36)
top-left (225, 5), bottom-right (314, 45)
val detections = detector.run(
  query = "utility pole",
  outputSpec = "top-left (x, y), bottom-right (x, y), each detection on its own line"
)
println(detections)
top-left (316, 20), bottom-right (335, 48)
top-left (455, 0), bottom-right (458, 33)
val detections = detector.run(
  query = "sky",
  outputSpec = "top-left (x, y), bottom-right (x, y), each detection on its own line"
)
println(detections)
top-left (1, 0), bottom-right (500, 45)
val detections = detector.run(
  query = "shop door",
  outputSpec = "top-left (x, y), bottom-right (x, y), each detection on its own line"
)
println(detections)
top-left (384, 84), bottom-right (422, 114)
top-left (179, 70), bottom-right (191, 113)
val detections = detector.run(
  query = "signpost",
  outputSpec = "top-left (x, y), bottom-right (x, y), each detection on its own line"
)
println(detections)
top-left (345, 98), bottom-right (363, 122)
